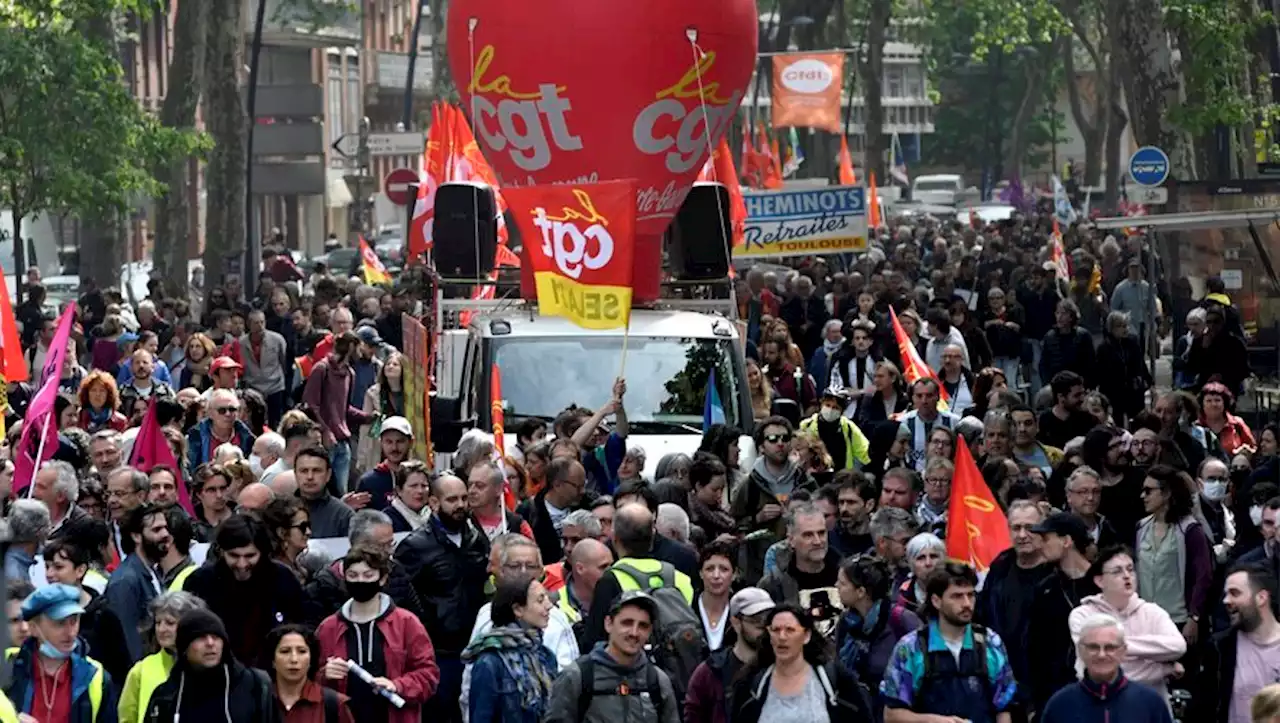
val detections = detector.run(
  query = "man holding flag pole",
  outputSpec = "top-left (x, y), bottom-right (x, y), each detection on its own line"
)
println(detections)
top-left (13, 302), bottom-right (77, 497)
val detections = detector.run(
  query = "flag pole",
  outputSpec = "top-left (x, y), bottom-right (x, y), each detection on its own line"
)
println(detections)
top-left (618, 319), bottom-right (632, 379)
top-left (25, 414), bottom-right (53, 497)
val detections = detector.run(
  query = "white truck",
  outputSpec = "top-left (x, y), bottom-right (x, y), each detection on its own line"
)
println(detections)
top-left (433, 297), bottom-right (752, 477)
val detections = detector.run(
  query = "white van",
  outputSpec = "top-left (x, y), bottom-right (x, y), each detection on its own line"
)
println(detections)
top-left (911, 174), bottom-right (966, 206)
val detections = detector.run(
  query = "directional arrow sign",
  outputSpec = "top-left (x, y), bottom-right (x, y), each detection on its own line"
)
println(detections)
top-left (332, 134), bottom-right (359, 158)
top-left (368, 131), bottom-right (426, 157)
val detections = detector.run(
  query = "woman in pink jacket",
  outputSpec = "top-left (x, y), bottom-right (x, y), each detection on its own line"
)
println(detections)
top-left (1068, 545), bottom-right (1187, 700)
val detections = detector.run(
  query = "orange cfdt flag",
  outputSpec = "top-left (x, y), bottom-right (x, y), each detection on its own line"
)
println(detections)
top-left (888, 307), bottom-right (950, 404)
top-left (868, 171), bottom-right (882, 229)
top-left (946, 437), bottom-right (1013, 572)
top-left (0, 274), bottom-right (30, 383)
top-left (838, 136), bottom-right (857, 186)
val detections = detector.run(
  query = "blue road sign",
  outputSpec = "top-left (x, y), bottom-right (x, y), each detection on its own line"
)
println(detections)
top-left (1129, 146), bottom-right (1170, 187)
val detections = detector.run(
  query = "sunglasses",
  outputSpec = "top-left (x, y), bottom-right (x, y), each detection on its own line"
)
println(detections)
top-left (215, 406), bottom-right (240, 415)
top-left (764, 434), bottom-right (792, 445)
top-left (291, 521), bottom-right (311, 533)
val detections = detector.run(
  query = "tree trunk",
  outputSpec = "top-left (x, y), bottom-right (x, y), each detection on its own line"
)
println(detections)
top-left (10, 210), bottom-right (23, 305)
top-left (154, 0), bottom-right (208, 299)
top-left (1004, 48), bottom-right (1054, 181)
top-left (203, 0), bottom-right (246, 288)
top-left (76, 8), bottom-right (124, 293)
top-left (430, 0), bottom-right (454, 101)
top-left (1104, 7), bottom-right (1127, 215)
top-left (1113, 0), bottom-right (1192, 178)
top-left (1062, 35), bottom-right (1108, 187)
top-left (863, 0), bottom-right (891, 181)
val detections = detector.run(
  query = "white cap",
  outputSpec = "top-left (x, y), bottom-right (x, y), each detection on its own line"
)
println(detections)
top-left (380, 416), bottom-right (413, 438)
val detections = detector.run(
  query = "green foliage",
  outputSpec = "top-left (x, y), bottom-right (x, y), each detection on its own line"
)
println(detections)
top-left (270, 0), bottom-right (359, 34)
top-left (0, 0), bottom-right (205, 229)
top-left (1164, 0), bottom-right (1270, 135)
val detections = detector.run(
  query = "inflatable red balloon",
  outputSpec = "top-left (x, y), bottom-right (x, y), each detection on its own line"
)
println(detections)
top-left (447, 0), bottom-right (759, 301)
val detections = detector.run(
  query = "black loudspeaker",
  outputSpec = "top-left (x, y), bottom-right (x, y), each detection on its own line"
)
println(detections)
top-left (432, 181), bottom-right (498, 278)
top-left (666, 182), bottom-right (732, 280)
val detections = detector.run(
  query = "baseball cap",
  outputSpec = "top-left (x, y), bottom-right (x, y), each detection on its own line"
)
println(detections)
top-left (210, 356), bottom-right (243, 374)
top-left (608, 590), bottom-right (658, 618)
top-left (22, 584), bottom-right (86, 622)
top-left (380, 416), bottom-right (413, 438)
top-left (1031, 512), bottom-right (1090, 552)
top-left (729, 587), bottom-right (776, 618)
top-left (355, 326), bottom-right (382, 346)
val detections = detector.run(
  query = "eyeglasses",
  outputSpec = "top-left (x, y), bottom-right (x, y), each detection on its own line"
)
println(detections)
top-left (925, 477), bottom-right (950, 487)
top-left (1068, 487), bottom-right (1101, 498)
top-left (1081, 643), bottom-right (1123, 655)
top-left (215, 406), bottom-right (240, 415)
top-left (764, 434), bottom-right (792, 445)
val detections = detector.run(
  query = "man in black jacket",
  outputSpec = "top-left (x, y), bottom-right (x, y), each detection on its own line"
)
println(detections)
top-left (146, 608), bottom-right (280, 723)
top-left (392, 472), bottom-right (490, 723)
top-left (1026, 513), bottom-right (1099, 715)
top-left (517, 457), bottom-right (587, 565)
top-left (182, 513), bottom-right (304, 664)
top-left (1039, 299), bottom-right (1097, 390)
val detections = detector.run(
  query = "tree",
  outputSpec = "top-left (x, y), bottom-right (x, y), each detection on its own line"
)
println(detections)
top-left (202, 0), bottom-right (247, 289)
top-left (153, 0), bottom-right (210, 298)
top-left (0, 0), bottom-right (198, 300)
top-left (1058, 0), bottom-right (1110, 186)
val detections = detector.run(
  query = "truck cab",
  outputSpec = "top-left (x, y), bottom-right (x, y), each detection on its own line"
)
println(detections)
top-left (434, 300), bottom-right (752, 478)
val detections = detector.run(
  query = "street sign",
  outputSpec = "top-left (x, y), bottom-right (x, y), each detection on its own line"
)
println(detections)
top-left (1130, 186), bottom-right (1169, 205)
top-left (368, 131), bottom-right (426, 157)
top-left (384, 167), bottom-right (419, 205)
top-left (332, 134), bottom-right (359, 159)
top-left (1128, 146), bottom-right (1170, 187)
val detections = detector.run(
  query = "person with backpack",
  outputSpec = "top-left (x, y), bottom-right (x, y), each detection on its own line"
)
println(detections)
top-left (879, 562), bottom-right (1018, 723)
top-left (267, 624), bottom-right (355, 723)
top-left (544, 591), bottom-right (680, 723)
top-left (685, 588), bottom-right (774, 723)
top-left (731, 603), bottom-right (874, 723)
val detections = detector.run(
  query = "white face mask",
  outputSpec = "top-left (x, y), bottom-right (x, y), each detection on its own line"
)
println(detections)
top-left (1251, 505), bottom-right (1265, 526)
top-left (820, 407), bottom-right (842, 423)
top-left (1202, 480), bottom-right (1228, 502)
top-left (249, 454), bottom-right (263, 477)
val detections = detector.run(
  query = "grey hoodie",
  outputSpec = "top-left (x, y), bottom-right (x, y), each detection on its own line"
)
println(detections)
top-left (543, 643), bottom-right (679, 723)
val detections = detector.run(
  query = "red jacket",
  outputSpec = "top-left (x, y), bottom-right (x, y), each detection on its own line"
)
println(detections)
top-left (315, 598), bottom-right (440, 723)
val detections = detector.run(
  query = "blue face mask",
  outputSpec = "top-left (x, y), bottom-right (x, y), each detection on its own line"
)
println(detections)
top-left (39, 641), bottom-right (71, 660)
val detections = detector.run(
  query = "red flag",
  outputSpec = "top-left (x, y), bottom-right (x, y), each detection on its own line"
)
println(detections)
top-left (0, 274), bottom-right (29, 383)
top-left (838, 136), bottom-right (857, 186)
top-left (13, 303), bottom-right (77, 494)
top-left (492, 363), bottom-right (516, 511)
top-left (946, 437), bottom-right (1012, 572)
top-left (888, 307), bottom-right (950, 404)
top-left (868, 171), bottom-right (882, 229)
top-left (129, 400), bottom-right (195, 515)
top-left (696, 138), bottom-right (748, 249)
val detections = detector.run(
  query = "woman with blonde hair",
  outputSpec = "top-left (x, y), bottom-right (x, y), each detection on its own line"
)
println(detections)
top-left (1254, 684), bottom-right (1280, 723)
top-left (746, 358), bottom-right (773, 421)
top-left (78, 370), bottom-right (128, 432)
top-left (792, 431), bottom-right (833, 475)
top-left (176, 332), bottom-right (217, 391)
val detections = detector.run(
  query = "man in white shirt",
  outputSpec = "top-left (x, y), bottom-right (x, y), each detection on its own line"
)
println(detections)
top-left (459, 533), bottom-right (579, 721)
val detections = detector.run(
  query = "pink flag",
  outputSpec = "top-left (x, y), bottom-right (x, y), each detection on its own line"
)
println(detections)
top-left (129, 400), bottom-right (194, 515)
top-left (14, 303), bottom-right (77, 494)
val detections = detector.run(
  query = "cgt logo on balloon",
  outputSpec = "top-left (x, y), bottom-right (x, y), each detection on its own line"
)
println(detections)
top-left (469, 46), bottom-right (582, 174)
top-left (508, 180), bottom-right (637, 330)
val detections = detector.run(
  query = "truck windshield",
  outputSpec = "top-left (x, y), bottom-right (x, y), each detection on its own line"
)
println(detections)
top-left (492, 336), bottom-right (742, 432)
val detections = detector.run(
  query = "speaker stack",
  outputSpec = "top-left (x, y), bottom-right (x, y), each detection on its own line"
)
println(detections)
top-left (431, 181), bottom-right (499, 279)
top-left (665, 182), bottom-right (733, 280)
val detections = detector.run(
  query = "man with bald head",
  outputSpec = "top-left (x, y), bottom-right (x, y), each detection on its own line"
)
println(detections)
top-left (553, 537), bottom-right (614, 639)
top-left (187, 387), bottom-right (255, 470)
top-left (581, 502), bottom-right (696, 648)
top-left (237, 482), bottom-right (275, 512)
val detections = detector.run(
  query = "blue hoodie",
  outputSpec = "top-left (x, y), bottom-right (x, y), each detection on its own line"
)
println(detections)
top-left (1041, 670), bottom-right (1173, 723)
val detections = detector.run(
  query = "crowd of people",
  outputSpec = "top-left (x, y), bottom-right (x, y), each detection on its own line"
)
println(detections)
top-left (0, 214), bottom-right (1279, 723)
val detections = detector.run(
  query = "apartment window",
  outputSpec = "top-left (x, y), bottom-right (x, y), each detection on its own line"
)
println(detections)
top-left (328, 61), bottom-right (344, 144)
top-left (905, 67), bottom-right (923, 98)
top-left (347, 60), bottom-right (361, 137)
top-left (884, 67), bottom-right (905, 99)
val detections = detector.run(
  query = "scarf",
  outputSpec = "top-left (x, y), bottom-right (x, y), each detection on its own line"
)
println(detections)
top-left (822, 338), bottom-right (844, 355)
top-left (87, 406), bottom-right (114, 426)
top-left (837, 598), bottom-right (886, 677)
top-left (689, 493), bottom-right (735, 534)
top-left (390, 496), bottom-right (426, 531)
top-left (461, 625), bottom-right (553, 716)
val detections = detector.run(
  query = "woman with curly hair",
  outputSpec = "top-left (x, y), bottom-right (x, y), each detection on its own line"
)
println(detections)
top-left (77, 370), bottom-right (127, 433)
top-left (1199, 381), bottom-right (1256, 457)
top-left (175, 332), bottom-right (216, 392)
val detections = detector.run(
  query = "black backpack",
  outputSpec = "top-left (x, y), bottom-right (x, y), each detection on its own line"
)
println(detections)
top-left (575, 657), bottom-right (668, 722)
top-left (610, 561), bottom-right (707, 700)
top-left (915, 623), bottom-right (991, 702)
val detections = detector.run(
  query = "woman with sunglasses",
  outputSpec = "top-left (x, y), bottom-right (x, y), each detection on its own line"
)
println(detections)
top-left (263, 497), bottom-right (311, 582)
top-left (732, 603), bottom-right (872, 723)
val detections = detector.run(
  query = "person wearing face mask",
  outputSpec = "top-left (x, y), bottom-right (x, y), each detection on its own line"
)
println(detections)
top-left (1198, 458), bottom-right (1237, 562)
top-left (4, 584), bottom-right (117, 723)
top-left (317, 547), bottom-right (439, 723)
top-left (799, 388), bottom-right (870, 473)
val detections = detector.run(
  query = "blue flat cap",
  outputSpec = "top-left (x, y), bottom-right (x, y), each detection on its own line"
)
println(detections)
top-left (21, 584), bottom-right (85, 622)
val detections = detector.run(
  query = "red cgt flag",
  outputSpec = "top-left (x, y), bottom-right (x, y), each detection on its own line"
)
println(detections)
top-left (946, 436), bottom-right (1012, 572)
top-left (888, 307), bottom-right (950, 404)
top-left (129, 400), bottom-right (196, 516)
